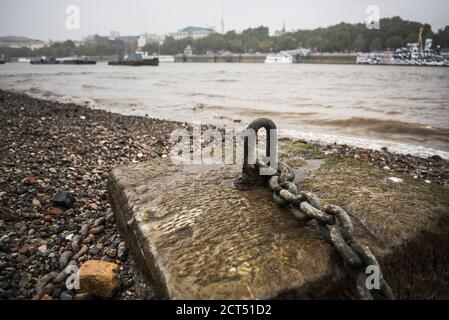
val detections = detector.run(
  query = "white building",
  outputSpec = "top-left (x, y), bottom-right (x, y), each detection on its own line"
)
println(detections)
top-left (137, 33), bottom-right (164, 49)
top-left (168, 26), bottom-right (215, 40)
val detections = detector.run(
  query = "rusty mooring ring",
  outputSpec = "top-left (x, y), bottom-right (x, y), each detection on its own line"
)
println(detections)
top-left (235, 118), bottom-right (278, 190)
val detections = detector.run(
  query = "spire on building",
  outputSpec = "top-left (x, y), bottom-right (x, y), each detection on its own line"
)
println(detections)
top-left (221, 0), bottom-right (225, 34)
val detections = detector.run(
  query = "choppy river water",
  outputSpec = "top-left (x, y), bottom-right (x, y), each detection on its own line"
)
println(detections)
top-left (1, 62), bottom-right (449, 158)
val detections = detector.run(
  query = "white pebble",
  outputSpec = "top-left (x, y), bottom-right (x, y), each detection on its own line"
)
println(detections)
top-left (425, 180), bottom-right (431, 184)
top-left (80, 115), bottom-right (86, 120)
top-left (65, 234), bottom-right (75, 241)
top-left (387, 177), bottom-right (403, 183)
top-left (38, 245), bottom-right (48, 254)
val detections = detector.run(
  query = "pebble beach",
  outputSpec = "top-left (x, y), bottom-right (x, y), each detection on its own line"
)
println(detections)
top-left (1, 89), bottom-right (448, 300)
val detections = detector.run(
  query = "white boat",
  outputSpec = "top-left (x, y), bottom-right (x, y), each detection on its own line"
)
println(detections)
top-left (264, 53), bottom-right (293, 64)
top-left (157, 55), bottom-right (175, 63)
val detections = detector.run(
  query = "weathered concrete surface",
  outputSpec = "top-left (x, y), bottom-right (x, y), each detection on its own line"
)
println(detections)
top-left (108, 157), bottom-right (449, 299)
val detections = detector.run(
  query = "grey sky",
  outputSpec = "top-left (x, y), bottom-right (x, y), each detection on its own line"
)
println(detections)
top-left (1, 0), bottom-right (448, 41)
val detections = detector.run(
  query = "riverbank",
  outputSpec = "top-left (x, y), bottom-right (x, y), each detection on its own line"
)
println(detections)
top-left (0, 90), bottom-right (183, 299)
top-left (1, 90), bottom-right (448, 300)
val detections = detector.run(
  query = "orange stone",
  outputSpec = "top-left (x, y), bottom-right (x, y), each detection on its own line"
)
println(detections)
top-left (79, 260), bottom-right (119, 299)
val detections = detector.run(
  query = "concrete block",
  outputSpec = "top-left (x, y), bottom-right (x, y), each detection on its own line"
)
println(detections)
top-left (108, 158), bottom-right (449, 299)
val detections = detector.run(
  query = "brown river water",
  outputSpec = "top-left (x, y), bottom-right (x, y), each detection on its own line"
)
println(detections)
top-left (1, 62), bottom-right (448, 158)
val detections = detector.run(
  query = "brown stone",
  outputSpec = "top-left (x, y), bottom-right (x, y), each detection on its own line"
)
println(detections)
top-left (18, 243), bottom-right (39, 255)
top-left (79, 260), bottom-right (119, 299)
top-left (25, 176), bottom-right (38, 186)
top-left (74, 292), bottom-right (94, 300)
top-left (47, 207), bottom-right (64, 216)
top-left (89, 226), bottom-right (105, 235)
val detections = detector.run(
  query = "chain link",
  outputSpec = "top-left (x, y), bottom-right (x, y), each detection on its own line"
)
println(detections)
top-left (255, 160), bottom-right (395, 300)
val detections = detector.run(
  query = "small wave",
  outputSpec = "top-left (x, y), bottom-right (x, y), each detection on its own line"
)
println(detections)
top-left (81, 84), bottom-right (106, 90)
top-left (23, 86), bottom-right (97, 106)
top-left (106, 75), bottom-right (142, 80)
top-left (26, 86), bottom-right (62, 98)
top-left (307, 117), bottom-right (449, 139)
top-left (212, 79), bottom-right (239, 83)
top-left (385, 111), bottom-right (403, 115)
top-left (188, 92), bottom-right (226, 99)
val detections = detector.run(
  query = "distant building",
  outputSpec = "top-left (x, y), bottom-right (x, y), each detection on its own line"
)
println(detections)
top-left (137, 33), bottom-right (164, 49)
top-left (85, 34), bottom-right (109, 45)
top-left (0, 36), bottom-right (46, 49)
top-left (169, 26), bottom-right (215, 40)
top-left (109, 31), bottom-right (120, 40)
top-left (184, 45), bottom-right (193, 56)
top-left (85, 34), bottom-right (139, 51)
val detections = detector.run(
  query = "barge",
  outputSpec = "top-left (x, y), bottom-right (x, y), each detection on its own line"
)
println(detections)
top-left (108, 52), bottom-right (159, 66)
top-left (61, 57), bottom-right (97, 65)
top-left (30, 57), bottom-right (60, 65)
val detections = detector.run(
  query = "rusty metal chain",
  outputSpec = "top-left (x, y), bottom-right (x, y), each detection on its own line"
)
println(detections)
top-left (237, 118), bottom-right (395, 300)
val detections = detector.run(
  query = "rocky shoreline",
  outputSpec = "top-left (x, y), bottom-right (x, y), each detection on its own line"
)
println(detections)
top-left (0, 90), bottom-right (183, 299)
top-left (1, 89), bottom-right (448, 300)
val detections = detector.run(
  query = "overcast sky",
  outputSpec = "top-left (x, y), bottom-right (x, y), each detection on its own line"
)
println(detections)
top-left (1, 0), bottom-right (448, 41)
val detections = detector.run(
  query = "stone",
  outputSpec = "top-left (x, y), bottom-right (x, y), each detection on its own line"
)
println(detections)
top-left (52, 192), bottom-right (75, 208)
top-left (53, 271), bottom-right (69, 284)
top-left (60, 290), bottom-right (73, 300)
top-left (18, 243), bottom-right (39, 255)
top-left (388, 177), bottom-right (403, 183)
top-left (72, 245), bottom-right (88, 261)
top-left (105, 248), bottom-right (117, 258)
top-left (79, 224), bottom-right (89, 237)
top-left (65, 233), bottom-right (75, 241)
top-left (47, 207), bottom-right (64, 216)
top-left (0, 208), bottom-right (17, 222)
top-left (59, 251), bottom-right (74, 269)
top-left (108, 157), bottom-right (449, 299)
top-left (25, 176), bottom-right (38, 186)
top-left (74, 292), bottom-right (93, 300)
top-left (117, 241), bottom-right (127, 259)
top-left (37, 272), bottom-right (58, 288)
top-left (93, 217), bottom-right (106, 227)
top-left (89, 226), bottom-right (105, 235)
top-left (79, 260), bottom-right (119, 299)
top-left (38, 245), bottom-right (48, 254)
top-left (32, 198), bottom-right (41, 207)
top-left (34, 283), bottom-right (54, 300)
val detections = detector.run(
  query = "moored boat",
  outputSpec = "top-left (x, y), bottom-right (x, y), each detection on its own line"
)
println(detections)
top-left (108, 58), bottom-right (159, 66)
top-left (157, 55), bottom-right (175, 63)
top-left (264, 53), bottom-right (293, 64)
top-left (60, 57), bottom-right (97, 65)
top-left (30, 57), bottom-right (60, 65)
top-left (108, 52), bottom-right (159, 66)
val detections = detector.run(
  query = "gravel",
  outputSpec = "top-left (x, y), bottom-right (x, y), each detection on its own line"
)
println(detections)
top-left (0, 89), bottom-right (184, 299)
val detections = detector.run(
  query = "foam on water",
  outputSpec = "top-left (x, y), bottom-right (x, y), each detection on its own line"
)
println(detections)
top-left (281, 128), bottom-right (449, 160)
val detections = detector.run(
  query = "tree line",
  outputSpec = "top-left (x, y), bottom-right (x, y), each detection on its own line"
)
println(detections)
top-left (1, 17), bottom-right (449, 58)
top-left (145, 17), bottom-right (449, 55)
